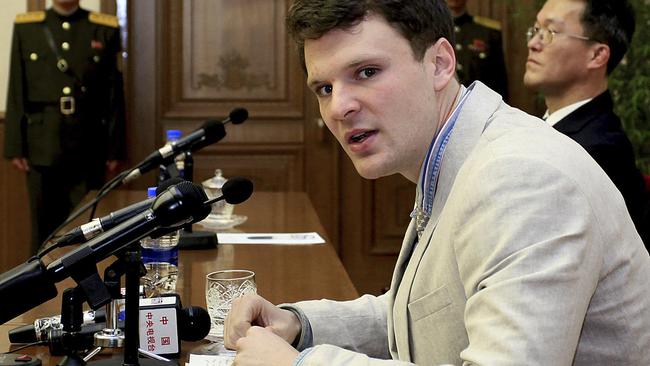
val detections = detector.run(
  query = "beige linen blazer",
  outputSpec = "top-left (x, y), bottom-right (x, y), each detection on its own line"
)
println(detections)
top-left (295, 82), bottom-right (650, 365)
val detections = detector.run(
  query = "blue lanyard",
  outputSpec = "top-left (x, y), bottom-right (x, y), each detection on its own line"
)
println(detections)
top-left (412, 85), bottom-right (471, 223)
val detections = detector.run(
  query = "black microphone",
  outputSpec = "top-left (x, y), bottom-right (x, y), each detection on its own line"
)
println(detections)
top-left (135, 297), bottom-right (211, 356)
top-left (0, 182), bottom-right (210, 325)
top-left (52, 178), bottom-right (186, 248)
top-left (146, 177), bottom-right (253, 244)
top-left (0, 258), bottom-right (58, 326)
top-left (47, 322), bottom-right (107, 355)
top-left (47, 181), bottom-right (210, 283)
top-left (191, 108), bottom-right (248, 152)
top-left (204, 177), bottom-right (254, 206)
top-left (148, 177), bottom-right (239, 240)
top-left (177, 306), bottom-right (212, 342)
top-left (122, 108), bottom-right (249, 184)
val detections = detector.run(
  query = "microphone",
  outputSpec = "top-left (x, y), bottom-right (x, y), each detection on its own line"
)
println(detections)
top-left (11, 305), bottom-right (211, 357)
top-left (53, 178), bottom-right (186, 248)
top-left (8, 309), bottom-right (106, 344)
top-left (0, 181), bottom-right (210, 325)
top-left (122, 108), bottom-right (248, 184)
top-left (0, 259), bottom-right (58, 326)
top-left (47, 181), bottom-right (210, 282)
top-left (204, 176), bottom-right (254, 206)
top-left (177, 306), bottom-right (212, 342)
top-left (48, 322), bottom-right (107, 355)
top-left (137, 296), bottom-right (211, 356)
top-left (191, 108), bottom-right (248, 152)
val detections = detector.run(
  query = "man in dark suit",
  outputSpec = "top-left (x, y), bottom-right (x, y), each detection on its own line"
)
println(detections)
top-left (3, 0), bottom-right (126, 254)
top-left (524, 0), bottom-right (647, 244)
top-left (446, 0), bottom-right (509, 100)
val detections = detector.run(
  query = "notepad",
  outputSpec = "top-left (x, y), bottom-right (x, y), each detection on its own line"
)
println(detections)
top-left (187, 353), bottom-right (235, 366)
top-left (216, 232), bottom-right (325, 245)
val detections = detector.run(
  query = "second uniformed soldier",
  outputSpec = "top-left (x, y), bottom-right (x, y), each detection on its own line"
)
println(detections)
top-left (3, 0), bottom-right (126, 254)
top-left (446, 0), bottom-right (509, 100)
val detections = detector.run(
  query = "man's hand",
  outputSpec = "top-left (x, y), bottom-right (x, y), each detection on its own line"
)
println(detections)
top-left (11, 157), bottom-right (29, 172)
top-left (233, 326), bottom-right (299, 366)
top-left (224, 294), bottom-right (302, 350)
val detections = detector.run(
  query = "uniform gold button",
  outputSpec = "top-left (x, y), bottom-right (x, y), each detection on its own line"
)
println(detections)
top-left (93, 55), bottom-right (101, 63)
top-left (62, 22), bottom-right (70, 30)
top-left (454, 26), bottom-right (460, 33)
top-left (479, 52), bottom-right (486, 59)
top-left (455, 44), bottom-right (463, 51)
top-left (62, 42), bottom-right (70, 51)
top-left (62, 87), bottom-right (71, 95)
top-left (457, 63), bottom-right (463, 71)
top-left (81, 86), bottom-right (87, 93)
top-left (29, 53), bottom-right (38, 61)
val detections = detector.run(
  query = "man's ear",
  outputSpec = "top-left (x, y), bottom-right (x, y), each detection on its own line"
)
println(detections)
top-left (427, 38), bottom-right (457, 91)
top-left (587, 43), bottom-right (610, 71)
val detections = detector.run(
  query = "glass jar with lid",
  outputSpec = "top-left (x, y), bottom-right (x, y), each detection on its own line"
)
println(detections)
top-left (202, 169), bottom-right (235, 220)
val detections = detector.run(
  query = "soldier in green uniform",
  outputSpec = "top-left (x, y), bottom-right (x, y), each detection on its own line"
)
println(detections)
top-left (446, 0), bottom-right (509, 100)
top-left (3, 0), bottom-right (126, 254)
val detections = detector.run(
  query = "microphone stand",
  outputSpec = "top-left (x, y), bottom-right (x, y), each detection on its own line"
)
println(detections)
top-left (54, 287), bottom-right (89, 366)
top-left (87, 245), bottom-right (175, 366)
top-left (84, 260), bottom-right (127, 361)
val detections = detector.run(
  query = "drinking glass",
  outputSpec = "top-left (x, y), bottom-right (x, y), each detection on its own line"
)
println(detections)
top-left (205, 270), bottom-right (257, 342)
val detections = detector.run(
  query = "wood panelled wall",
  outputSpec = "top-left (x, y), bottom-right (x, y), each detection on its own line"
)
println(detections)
top-left (0, 121), bottom-right (31, 271)
top-left (0, 0), bottom-right (542, 295)
top-left (126, 0), bottom-right (343, 262)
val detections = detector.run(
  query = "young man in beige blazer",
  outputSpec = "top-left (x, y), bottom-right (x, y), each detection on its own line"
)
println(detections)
top-left (223, 0), bottom-right (650, 365)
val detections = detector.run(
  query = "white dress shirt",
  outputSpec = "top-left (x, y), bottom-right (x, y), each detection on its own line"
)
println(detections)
top-left (543, 98), bottom-right (593, 126)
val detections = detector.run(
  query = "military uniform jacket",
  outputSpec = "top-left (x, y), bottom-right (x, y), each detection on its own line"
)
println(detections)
top-left (454, 13), bottom-right (508, 100)
top-left (3, 7), bottom-right (126, 167)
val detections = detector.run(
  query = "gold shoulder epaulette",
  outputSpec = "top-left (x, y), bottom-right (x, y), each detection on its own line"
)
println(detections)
top-left (89, 12), bottom-right (119, 28)
top-left (474, 16), bottom-right (502, 31)
top-left (14, 11), bottom-right (45, 24)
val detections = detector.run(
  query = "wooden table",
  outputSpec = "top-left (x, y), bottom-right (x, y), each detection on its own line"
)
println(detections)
top-left (0, 190), bottom-right (358, 364)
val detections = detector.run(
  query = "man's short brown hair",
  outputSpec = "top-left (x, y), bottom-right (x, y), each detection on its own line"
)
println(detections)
top-left (286, 0), bottom-right (455, 71)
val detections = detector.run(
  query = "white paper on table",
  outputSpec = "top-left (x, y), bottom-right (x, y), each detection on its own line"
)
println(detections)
top-left (216, 232), bottom-right (325, 245)
top-left (187, 353), bottom-right (235, 366)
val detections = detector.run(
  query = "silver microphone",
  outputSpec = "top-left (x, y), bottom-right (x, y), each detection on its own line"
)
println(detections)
top-left (9, 308), bottom-right (105, 343)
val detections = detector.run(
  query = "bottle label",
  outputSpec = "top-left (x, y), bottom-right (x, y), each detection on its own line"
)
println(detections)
top-left (141, 247), bottom-right (178, 266)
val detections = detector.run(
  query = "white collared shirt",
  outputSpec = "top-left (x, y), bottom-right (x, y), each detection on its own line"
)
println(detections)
top-left (543, 98), bottom-right (593, 127)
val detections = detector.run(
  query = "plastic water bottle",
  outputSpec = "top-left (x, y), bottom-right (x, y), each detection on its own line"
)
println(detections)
top-left (140, 187), bottom-right (180, 297)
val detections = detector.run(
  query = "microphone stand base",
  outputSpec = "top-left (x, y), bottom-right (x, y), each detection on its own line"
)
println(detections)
top-left (178, 230), bottom-right (217, 250)
top-left (94, 329), bottom-right (125, 348)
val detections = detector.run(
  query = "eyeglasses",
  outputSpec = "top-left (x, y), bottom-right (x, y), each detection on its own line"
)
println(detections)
top-left (526, 25), bottom-right (591, 45)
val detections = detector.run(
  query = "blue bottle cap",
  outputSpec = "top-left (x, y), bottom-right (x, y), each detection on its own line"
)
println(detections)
top-left (166, 129), bottom-right (182, 142)
top-left (147, 187), bottom-right (157, 198)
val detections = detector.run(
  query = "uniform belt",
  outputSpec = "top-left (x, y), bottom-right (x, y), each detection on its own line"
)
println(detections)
top-left (59, 96), bottom-right (75, 115)
top-left (27, 97), bottom-right (76, 115)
